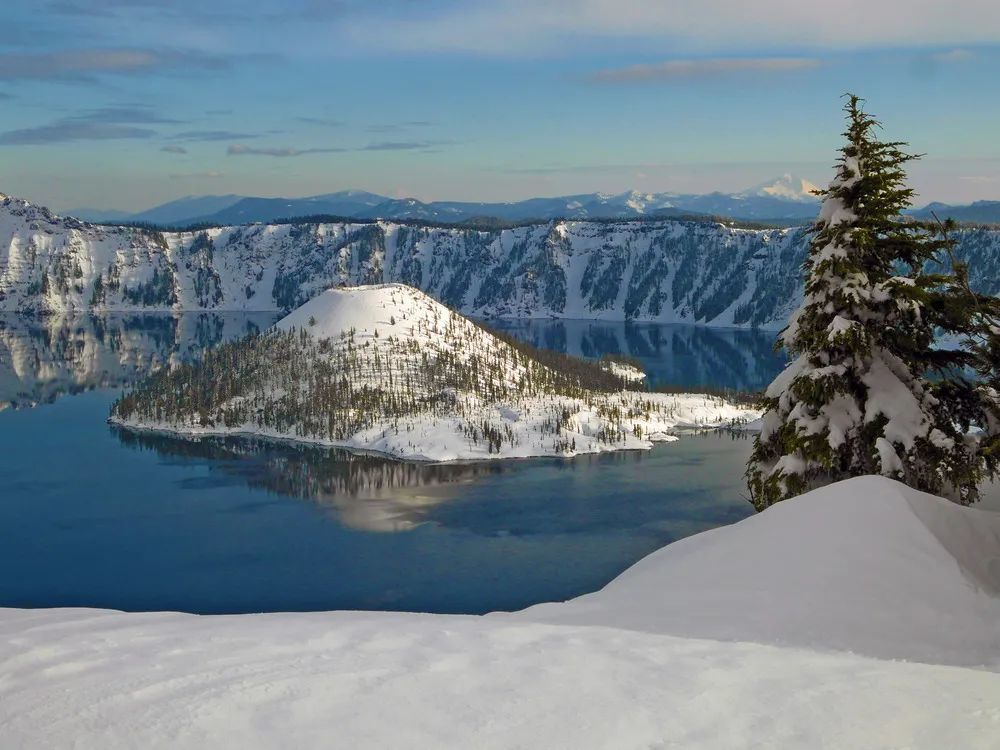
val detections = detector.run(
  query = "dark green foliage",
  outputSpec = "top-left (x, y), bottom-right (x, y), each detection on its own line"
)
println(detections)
top-left (122, 265), bottom-right (178, 307)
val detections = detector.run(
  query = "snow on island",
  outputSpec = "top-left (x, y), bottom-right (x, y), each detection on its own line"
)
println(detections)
top-left (1, 477), bottom-right (998, 749)
top-left (109, 284), bottom-right (758, 461)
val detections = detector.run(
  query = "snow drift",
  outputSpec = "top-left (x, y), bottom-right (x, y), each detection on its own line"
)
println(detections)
top-left (1, 476), bottom-right (998, 749)
top-left (524, 475), bottom-right (1000, 667)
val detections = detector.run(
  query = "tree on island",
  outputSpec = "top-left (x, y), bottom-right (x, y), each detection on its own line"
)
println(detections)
top-left (747, 94), bottom-right (1000, 510)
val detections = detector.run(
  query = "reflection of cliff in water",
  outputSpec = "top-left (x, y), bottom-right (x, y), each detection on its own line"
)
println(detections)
top-left (0, 313), bottom-right (278, 409)
top-left (487, 319), bottom-right (786, 392)
top-left (1, 314), bottom-right (786, 412)
top-left (114, 429), bottom-right (510, 532)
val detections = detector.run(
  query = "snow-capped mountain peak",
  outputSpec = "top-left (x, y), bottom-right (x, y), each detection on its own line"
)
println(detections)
top-left (741, 174), bottom-right (821, 203)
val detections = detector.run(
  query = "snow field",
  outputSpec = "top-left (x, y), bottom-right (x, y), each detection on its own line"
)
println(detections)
top-left (1, 476), bottom-right (999, 749)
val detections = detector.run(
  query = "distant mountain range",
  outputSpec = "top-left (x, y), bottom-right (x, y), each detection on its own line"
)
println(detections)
top-left (66, 175), bottom-right (999, 228)
top-left (909, 200), bottom-right (1000, 225)
top-left (69, 175), bottom-right (832, 227)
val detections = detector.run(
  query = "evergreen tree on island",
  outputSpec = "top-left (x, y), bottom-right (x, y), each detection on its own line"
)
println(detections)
top-left (747, 94), bottom-right (998, 510)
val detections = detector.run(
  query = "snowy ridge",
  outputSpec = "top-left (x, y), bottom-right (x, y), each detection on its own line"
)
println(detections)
top-left (110, 284), bottom-right (759, 461)
top-left (3, 193), bottom-right (999, 327)
top-left (1, 477), bottom-right (998, 748)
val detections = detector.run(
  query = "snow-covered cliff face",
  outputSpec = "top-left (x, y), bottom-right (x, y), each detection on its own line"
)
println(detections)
top-left (3, 194), bottom-right (998, 327)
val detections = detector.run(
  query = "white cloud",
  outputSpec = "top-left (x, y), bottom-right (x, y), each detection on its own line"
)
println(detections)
top-left (227, 143), bottom-right (345, 157)
top-left (588, 57), bottom-right (820, 83)
top-left (929, 49), bottom-right (975, 63)
top-left (169, 171), bottom-right (224, 179)
top-left (0, 48), bottom-right (228, 81)
top-left (347, 0), bottom-right (1000, 56)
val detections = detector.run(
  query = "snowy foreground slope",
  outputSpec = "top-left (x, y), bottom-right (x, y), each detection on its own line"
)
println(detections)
top-left (1, 477), bottom-right (999, 749)
top-left (110, 284), bottom-right (758, 461)
top-left (4, 193), bottom-right (999, 327)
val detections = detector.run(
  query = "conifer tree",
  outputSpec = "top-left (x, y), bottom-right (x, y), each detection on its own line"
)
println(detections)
top-left (747, 95), bottom-right (992, 510)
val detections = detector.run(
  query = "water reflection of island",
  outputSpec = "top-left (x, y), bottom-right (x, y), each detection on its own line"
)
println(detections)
top-left (114, 428), bottom-right (754, 534)
top-left (114, 429), bottom-right (512, 532)
top-left (0, 313), bottom-right (278, 410)
top-left (1, 313), bottom-right (786, 411)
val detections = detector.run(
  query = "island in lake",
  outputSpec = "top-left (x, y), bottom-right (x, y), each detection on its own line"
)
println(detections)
top-left (110, 283), bottom-right (759, 461)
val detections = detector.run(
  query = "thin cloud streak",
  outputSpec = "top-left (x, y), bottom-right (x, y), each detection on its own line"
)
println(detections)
top-left (0, 122), bottom-right (155, 145)
top-left (172, 130), bottom-right (259, 142)
top-left (0, 106), bottom-right (179, 145)
top-left (224, 140), bottom-right (455, 157)
top-left (588, 57), bottom-right (821, 83)
top-left (0, 48), bottom-right (229, 82)
top-left (349, 0), bottom-right (1000, 56)
top-left (227, 144), bottom-right (346, 157)
top-left (929, 48), bottom-right (975, 64)
top-left (169, 170), bottom-right (224, 179)
top-left (362, 140), bottom-right (452, 151)
top-left (296, 116), bottom-right (345, 127)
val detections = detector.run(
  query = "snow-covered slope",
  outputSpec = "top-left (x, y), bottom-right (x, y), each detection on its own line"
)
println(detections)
top-left (110, 284), bottom-right (759, 461)
top-left (4, 193), bottom-right (999, 327)
top-left (1, 477), bottom-right (998, 749)
top-left (524, 475), bottom-right (1000, 666)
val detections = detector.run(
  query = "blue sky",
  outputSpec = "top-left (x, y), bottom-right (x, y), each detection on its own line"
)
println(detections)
top-left (2, 0), bottom-right (1000, 212)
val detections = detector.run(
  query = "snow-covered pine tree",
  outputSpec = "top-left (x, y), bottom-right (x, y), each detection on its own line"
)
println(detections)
top-left (958, 260), bottom-right (1000, 482)
top-left (747, 95), bottom-right (989, 510)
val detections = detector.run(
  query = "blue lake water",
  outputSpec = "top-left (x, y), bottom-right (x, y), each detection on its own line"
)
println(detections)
top-left (0, 314), bottom-right (780, 615)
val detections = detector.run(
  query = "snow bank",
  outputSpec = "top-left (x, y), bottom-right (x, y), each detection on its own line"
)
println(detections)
top-left (2, 476), bottom-right (998, 748)
top-left (524, 475), bottom-right (1000, 667)
top-left (2, 607), bottom-right (997, 750)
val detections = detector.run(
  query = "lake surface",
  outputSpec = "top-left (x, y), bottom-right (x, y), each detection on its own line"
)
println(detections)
top-left (0, 314), bottom-right (800, 614)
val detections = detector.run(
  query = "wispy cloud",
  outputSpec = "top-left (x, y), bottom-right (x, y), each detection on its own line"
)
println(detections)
top-left (0, 48), bottom-right (229, 82)
top-left (169, 170), bottom-right (224, 179)
top-left (588, 57), bottom-right (821, 84)
top-left (296, 116), bottom-right (345, 127)
top-left (227, 143), bottom-right (346, 157)
top-left (160, 144), bottom-right (188, 154)
top-left (47, 0), bottom-right (249, 25)
top-left (171, 130), bottom-right (259, 142)
top-left (76, 105), bottom-right (182, 124)
top-left (0, 92), bottom-right (12, 100)
top-left (366, 121), bottom-right (437, 133)
top-left (0, 122), bottom-right (155, 145)
top-left (929, 48), bottom-right (975, 64)
top-left (0, 106), bottom-right (177, 145)
top-left (349, 1), bottom-right (1000, 56)
top-left (361, 140), bottom-right (450, 151)
top-left (503, 163), bottom-right (645, 175)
